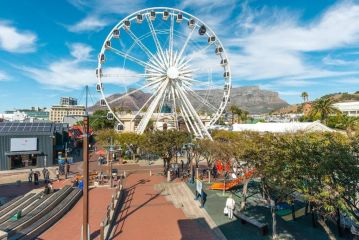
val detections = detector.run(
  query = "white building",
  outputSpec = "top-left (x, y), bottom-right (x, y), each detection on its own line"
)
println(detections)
top-left (0, 111), bottom-right (28, 122)
top-left (333, 102), bottom-right (359, 117)
top-left (232, 121), bottom-right (333, 133)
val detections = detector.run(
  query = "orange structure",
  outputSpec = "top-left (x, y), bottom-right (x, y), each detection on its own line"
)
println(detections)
top-left (209, 169), bottom-right (255, 190)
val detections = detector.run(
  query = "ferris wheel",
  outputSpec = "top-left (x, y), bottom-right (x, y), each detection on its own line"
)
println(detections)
top-left (96, 7), bottom-right (231, 139)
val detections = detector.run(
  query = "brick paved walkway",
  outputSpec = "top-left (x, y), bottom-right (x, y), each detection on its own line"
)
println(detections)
top-left (39, 187), bottom-right (114, 240)
top-left (110, 172), bottom-right (217, 240)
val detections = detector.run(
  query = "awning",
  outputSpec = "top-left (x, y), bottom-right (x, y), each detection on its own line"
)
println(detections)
top-left (5, 151), bottom-right (43, 156)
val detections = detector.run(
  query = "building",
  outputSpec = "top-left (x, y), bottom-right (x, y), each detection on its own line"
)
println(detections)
top-left (1, 107), bottom-right (49, 122)
top-left (232, 121), bottom-right (333, 133)
top-left (0, 122), bottom-right (69, 170)
top-left (333, 101), bottom-right (359, 117)
top-left (60, 97), bottom-right (78, 106)
top-left (116, 112), bottom-right (211, 132)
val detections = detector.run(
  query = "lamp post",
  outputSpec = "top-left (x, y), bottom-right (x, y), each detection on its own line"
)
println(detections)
top-left (82, 86), bottom-right (90, 240)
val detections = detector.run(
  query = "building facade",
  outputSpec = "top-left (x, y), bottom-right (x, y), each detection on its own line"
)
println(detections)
top-left (60, 97), bottom-right (78, 106)
top-left (0, 122), bottom-right (69, 170)
top-left (333, 101), bottom-right (359, 117)
top-left (50, 105), bottom-right (85, 123)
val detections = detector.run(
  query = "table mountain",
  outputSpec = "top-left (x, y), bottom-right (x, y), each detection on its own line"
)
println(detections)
top-left (89, 86), bottom-right (288, 114)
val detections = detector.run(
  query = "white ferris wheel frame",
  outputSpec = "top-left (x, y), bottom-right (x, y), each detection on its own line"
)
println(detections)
top-left (96, 7), bottom-right (232, 139)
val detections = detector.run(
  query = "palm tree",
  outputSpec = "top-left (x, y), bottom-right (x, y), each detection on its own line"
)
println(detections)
top-left (301, 92), bottom-right (309, 103)
top-left (310, 98), bottom-right (339, 124)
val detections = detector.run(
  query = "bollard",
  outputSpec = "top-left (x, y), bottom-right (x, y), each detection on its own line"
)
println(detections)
top-left (100, 222), bottom-right (105, 240)
top-left (150, 170), bottom-right (152, 176)
top-left (208, 170), bottom-right (211, 183)
top-left (167, 170), bottom-right (171, 182)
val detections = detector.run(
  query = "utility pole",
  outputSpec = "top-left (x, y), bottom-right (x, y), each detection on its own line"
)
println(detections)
top-left (64, 142), bottom-right (68, 179)
top-left (82, 85), bottom-right (89, 240)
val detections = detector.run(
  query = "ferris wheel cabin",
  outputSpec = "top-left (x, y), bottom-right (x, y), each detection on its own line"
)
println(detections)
top-left (188, 19), bottom-right (195, 29)
top-left (220, 59), bottom-right (228, 66)
top-left (96, 68), bottom-right (102, 78)
top-left (198, 25), bottom-right (206, 35)
top-left (163, 11), bottom-right (169, 20)
top-left (124, 20), bottom-right (131, 30)
top-left (136, 14), bottom-right (143, 24)
top-left (100, 99), bottom-right (106, 106)
top-left (116, 124), bottom-right (124, 131)
top-left (105, 40), bottom-right (111, 49)
top-left (107, 112), bottom-right (114, 121)
top-left (215, 47), bottom-right (223, 55)
top-left (176, 13), bottom-right (183, 23)
top-left (150, 11), bottom-right (156, 21)
top-left (112, 29), bottom-right (120, 38)
top-left (208, 36), bottom-right (216, 44)
top-left (99, 53), bottom-right (105, 63)
top-left (96, 83), bottom-right (103, 92)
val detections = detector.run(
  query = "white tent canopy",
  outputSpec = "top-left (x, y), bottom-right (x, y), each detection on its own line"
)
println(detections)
top-left (232, 121), bottom-right (333, 133)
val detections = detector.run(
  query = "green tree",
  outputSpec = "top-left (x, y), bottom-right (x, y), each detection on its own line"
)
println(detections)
top-left (310, 98), bottom-right (339, 124)
top-left (89, 110), bottom-right (115, 131)
top-left (142, 130), bottom-right (190, 171)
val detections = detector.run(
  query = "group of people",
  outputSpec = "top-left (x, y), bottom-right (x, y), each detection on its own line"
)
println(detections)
top-left (28, 168), bottom-right (51, 185)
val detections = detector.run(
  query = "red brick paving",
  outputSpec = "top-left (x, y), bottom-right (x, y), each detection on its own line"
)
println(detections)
top-left (110, 173), bottom-right (217, 240)
top-left (39, 187), bottom-right (114, 240)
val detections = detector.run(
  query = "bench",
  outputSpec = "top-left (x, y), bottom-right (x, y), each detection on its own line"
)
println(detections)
top-left (234, 211), bottom-right (269, 236)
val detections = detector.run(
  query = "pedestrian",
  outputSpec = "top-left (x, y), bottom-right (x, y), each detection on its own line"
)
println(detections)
top-left (66, 162), bottom-right (70, 175)
top-left (55, 168), bottom-right (60, 181)
top-left (45, 170), bottom-right (50, 184)
top-left (42, 168), bottom-right (46, 179)
top-left (44, 184), bottom-right (50, 194)
top-left (200, 190), bottom-right (207, 208)
top-left (226, 194), bottom-right (236, 219)
top-left (212, 165), bottom-right (217, 179)
top-left (48, 182), bottom-right (54, 193)
top-left (28, 169), bottom-right (33, 182)
top-left (181, 160), bottom-right (184, 172)
top-left (34, 172), bottom-right (39, 185)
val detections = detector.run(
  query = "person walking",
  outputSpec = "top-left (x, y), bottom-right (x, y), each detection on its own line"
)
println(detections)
top-left (200, 190), bottom-right (207, 208)
top-left (28, 169), bottom-right (33, 182)
top-left (226, 194), bottom-right (236, 219)
top-left (55, 168), bottom-right (60, 181)
top-left (181, 160), bottom-right (184, 172)
top-left (34, 172), bottom-right (39, 185)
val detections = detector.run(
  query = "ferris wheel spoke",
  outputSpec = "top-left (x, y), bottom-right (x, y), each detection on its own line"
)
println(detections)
top-left (175, 27), bottom-right (196, 66)
top-left (155, 87), bottom-right (169, 127)
top-left (176, 83), bottom-right (212, 139)
top-left (145, 14), bottom-right (167, 66)
top-left (108, 78), bottom-right (162, 104)
top-left (174, 88), bottom-right (198, 136)
top-left (170, 85), bottom-right (178, 129)
top-left (131, 79), bottom-right (168, 122)
top-left (136, 79), bottom-right (169, 134)
top-left (169, 12), bottom-right (174, 66)
top-left (179, 76), bottom-right (223, 89)
top-left (175, 84), bottom-right (204, 138)
top-left (182, 85), bottom-right (218, 112)
top-left (177, 44), bottom-right (213, 69)
top-left (109, 47), bottom-right (165, 74)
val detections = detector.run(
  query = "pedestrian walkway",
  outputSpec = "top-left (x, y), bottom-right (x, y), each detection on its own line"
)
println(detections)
top-left (110, 173), bottom-right (218, 240)
top-left (39, 187), bottom-right (114, 240)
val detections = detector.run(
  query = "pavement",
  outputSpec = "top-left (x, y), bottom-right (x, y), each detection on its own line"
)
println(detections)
top-left (39, 186), bottom-right (114, 240)
top-left (109, 172), bottom-right (219, 240)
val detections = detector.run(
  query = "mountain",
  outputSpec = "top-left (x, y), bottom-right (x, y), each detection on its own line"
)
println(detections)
top-left (89, 86), bottom-right (288, 114)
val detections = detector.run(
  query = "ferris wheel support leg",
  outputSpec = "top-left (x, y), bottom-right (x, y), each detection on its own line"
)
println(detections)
top-left (176, 84), bottom-right (212, 139)
top-left (174, 88), bottom-right (199, 137)
top-left (175, 87), bottom-right (203, 138)
top-left (136, 80), bottom-right (169, 134)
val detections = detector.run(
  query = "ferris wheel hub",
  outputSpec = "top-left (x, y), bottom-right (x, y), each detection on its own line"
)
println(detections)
top-left (166, 66), bottom-right (179, 79)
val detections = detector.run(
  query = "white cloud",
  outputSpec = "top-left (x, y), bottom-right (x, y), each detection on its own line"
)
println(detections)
top-left (0, 70), bottom-right (9, 81)
top-left (68, 42), bottom-right (93, 61)
top-left (67, 16), bottom-right (108, 32)
top-left (0, 21), bottom-right (37, 53)
top-left (67, 0), bottom-right (145, 32)
top-left (222, 2), bottom-right (359, 81)
top-left (20, 42), bottom-right (141, 89)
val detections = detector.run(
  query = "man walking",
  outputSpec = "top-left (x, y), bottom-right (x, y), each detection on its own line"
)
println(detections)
top-left (28, 169), bottom-right (33, 182)
top-left (226, 194), bottom-right (236, 219)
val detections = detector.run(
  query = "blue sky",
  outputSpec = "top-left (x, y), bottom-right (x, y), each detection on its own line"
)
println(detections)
top-left (1, 0), bottom-right (359, 112)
